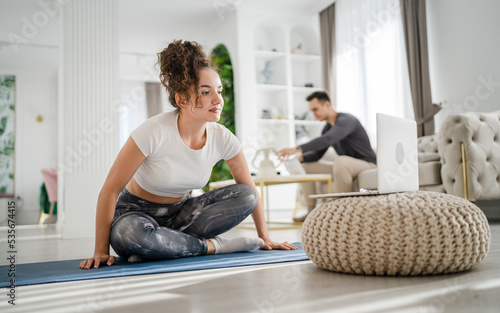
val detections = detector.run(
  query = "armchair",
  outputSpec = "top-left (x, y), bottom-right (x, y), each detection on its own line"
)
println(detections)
top-left (357, 110), bottom-right (500, 203)
top-left (437, 110), bottom-right (500, 201)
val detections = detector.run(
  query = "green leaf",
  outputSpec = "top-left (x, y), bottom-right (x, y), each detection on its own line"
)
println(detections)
top-left (204, 44), bottom-right (236, 192)
top-left (0, 116), bottom-right (7, 136)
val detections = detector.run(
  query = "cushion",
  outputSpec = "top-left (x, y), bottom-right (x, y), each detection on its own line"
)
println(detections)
top-left (417, 135), bottom-right (439, 154)
top-left (357, 162), bottom-right (442, 190)
top-left (418, 161), bottom-right (442, 186)
top-left (301, 191), bottom-right (491, 276)
top-left (418, 152), bottom-right (440, 163)
top-left (357, 168), bottom-right (378, 190)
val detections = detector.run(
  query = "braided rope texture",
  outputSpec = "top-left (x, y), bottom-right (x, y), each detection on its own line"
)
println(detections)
top-left (301, 191), bottom-right (491, 276)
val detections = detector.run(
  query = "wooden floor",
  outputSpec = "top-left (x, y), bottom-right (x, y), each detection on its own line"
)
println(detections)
top-left (0, 222), bottom-right (499, 313)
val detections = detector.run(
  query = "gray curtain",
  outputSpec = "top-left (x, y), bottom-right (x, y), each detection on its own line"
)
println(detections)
top-left (320, 3), bottom-right (336, 105)
top-left (145, 82), bottom-right (163, 118)
top-left (399, 0), bottom-right (439, 136)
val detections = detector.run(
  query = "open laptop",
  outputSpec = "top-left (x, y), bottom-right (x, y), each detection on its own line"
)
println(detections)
top-left (309, 113), bottom-right (419, 199)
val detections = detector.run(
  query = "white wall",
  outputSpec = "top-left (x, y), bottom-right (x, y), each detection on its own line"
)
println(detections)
top-left (204, 12), bottom-right (240, 133)
top-left (235, 9), bottom-right (259, 156)
top-left (427, 0), bottom-right (500, 129)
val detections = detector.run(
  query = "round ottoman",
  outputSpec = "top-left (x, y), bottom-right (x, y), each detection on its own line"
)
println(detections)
top-left (301, 191), bottom-right (491, 276)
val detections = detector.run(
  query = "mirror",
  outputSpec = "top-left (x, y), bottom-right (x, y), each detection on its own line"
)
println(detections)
top-left (0, 0), bottom-right (59, 227)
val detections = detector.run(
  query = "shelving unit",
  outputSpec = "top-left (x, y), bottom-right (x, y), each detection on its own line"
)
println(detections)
top-left (253, 21), bottom-right (325, 151)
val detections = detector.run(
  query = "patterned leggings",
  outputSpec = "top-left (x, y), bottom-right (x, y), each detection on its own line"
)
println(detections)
top-left (109, 184), bottom-right (258, 260)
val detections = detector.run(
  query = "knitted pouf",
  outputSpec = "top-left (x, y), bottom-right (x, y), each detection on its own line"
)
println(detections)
top-left (301, 191), bottom-right (491, 276)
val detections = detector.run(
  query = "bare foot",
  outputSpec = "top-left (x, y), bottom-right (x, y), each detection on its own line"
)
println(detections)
top-left (206, 239), bottom-right (216, 255)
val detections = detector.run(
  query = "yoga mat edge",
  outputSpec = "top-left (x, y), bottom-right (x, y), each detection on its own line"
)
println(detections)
top-left (0, 242), bottom-right (307, 287)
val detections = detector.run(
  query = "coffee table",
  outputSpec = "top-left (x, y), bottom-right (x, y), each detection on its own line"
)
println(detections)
top-left (209, 174), bottom-right (332, 229)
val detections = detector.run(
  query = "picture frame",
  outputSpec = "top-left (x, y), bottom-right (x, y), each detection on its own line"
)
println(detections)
top-left (0, 75), bottom-right (15, 197)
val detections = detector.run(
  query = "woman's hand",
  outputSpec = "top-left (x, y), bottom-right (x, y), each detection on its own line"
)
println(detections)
top-left (80, 253), bottom-right (116, 269)
top-left (260, 239), bottom-right (298, 251)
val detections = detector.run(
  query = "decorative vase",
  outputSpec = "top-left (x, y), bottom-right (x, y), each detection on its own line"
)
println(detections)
top-left (261, 60), bottom-right (273, 84)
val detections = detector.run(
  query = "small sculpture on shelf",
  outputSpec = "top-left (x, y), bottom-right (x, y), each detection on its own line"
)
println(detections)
top-left (261, 109), bottom-right (272, 119)
top-left (261, 60), bottom-right (273, 84)
top-left (296, 126), bottom-right (311, 145)
top-left (292, 43), bottom-right (303, 54)
top-left (270, 107), bottom-right (282, 119)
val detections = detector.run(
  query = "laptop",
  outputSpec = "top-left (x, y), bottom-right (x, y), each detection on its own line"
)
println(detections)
top-left (309, 113), bottom-right (419, 199)
top-left (283, 157), bottom-right (307, 175)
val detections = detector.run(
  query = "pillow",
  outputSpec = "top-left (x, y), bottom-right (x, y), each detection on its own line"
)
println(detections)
top-left (418, 152), bottom-right (440, 163)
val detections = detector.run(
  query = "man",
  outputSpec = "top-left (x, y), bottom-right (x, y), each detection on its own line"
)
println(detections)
top-left (277, 91), bottom-right (376, 222)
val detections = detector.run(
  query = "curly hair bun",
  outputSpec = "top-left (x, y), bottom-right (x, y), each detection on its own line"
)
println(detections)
top-left (157, 40), bottom-right (214, 109)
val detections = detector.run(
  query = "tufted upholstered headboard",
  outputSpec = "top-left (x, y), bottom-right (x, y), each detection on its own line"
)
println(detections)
top-left (417, 135), bottom-right (440, 163)
top-left (417, 135), bottom-right (439, 153)
top-left (437, 110), bottom-right (500, 200)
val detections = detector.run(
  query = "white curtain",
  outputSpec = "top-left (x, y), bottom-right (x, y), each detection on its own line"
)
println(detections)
top-left (336, 0), bottom-right (413, 146)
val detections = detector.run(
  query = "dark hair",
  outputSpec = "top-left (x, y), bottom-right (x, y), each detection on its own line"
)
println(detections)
top-left (306, 91), bottom-right (330, 104)
top-left (157, 40), bottom-right (215, 109)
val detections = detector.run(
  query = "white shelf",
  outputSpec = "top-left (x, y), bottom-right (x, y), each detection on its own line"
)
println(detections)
top-left (255, 50), bottom-right (286, 60)
top-left (258, 118), bottom-right (291, 124)
top-left (257, 84), bottom-right (287, 91)
top-left (293, 86), bottom-right (322, 92)
top-left (251, 20), bottom-right (322, 152)
top-left (291, 53), bottom-right (321, 63)
top-left (294, 120), bottom-right (324, 126)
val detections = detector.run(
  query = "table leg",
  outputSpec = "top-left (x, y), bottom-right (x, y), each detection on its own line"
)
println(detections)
top-left (237, 176), bottom-right (332, 230)
top-left (259, 181), bottom-right (268, 221)
top-left (266, 185), bottom-right (271, 222)
top-left (292, 191), bottom-right (303, 220)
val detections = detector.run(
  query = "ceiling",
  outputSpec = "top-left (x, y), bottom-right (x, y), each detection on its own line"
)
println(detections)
top-left (118, 0), bottom-right (335, 54)
top-left (118, 0), bottom-right (223, 54)
top-left (0, 0), bottom-right (334, 69)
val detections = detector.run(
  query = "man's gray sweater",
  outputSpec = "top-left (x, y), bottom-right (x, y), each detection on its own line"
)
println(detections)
top-left (299, 112), bottom-right (377, 164)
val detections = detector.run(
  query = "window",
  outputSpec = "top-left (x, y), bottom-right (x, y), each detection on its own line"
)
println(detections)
top-left (336, 0), bottom-right (413, 146)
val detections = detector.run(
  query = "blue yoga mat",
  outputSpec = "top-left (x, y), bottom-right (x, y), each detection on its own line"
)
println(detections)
top-left (0, 243), bottom-right (307, 287)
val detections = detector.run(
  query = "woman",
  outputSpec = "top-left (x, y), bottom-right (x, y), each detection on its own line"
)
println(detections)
top-left (80, 40), bottom-right (297, 269)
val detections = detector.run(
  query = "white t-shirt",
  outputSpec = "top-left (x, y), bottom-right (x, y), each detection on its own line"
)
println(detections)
top-left (131, 110), bottom-right (241, 198)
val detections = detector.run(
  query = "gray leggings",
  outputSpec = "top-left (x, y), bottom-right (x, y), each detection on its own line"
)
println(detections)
top-left (109, 184), bottom-right (257, 261)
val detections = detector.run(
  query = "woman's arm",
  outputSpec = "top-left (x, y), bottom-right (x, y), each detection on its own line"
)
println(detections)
top-left (225, 150), bottom-right (297, 251)
top-left (80, 136), bottom-right (146, 269)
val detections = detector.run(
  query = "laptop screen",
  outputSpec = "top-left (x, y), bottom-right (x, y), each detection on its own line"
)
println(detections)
top-left (376, 113), bottom-right (419, 193)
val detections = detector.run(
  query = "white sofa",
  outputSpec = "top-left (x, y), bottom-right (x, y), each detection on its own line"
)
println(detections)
top-left (316, 110), bottom-right (500, 201)
top-left (355, 134), bottom-right (445, 193)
